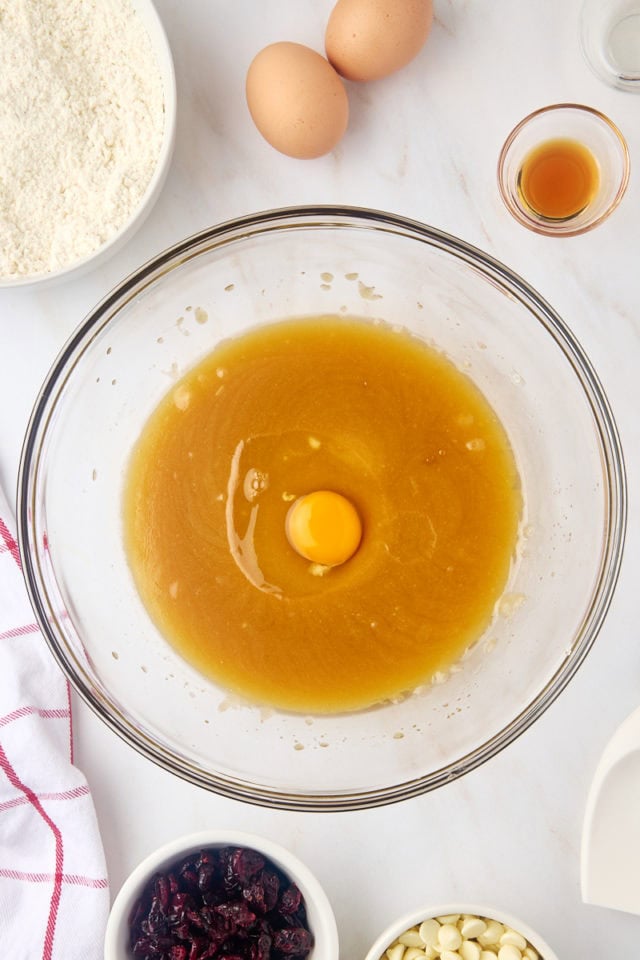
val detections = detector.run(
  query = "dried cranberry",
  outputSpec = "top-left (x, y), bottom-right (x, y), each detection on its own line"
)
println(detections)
top-left (214, 900), bottom-right (256, 931)
top-left (202, 886), bottom-right (224, 907)
top-left (262, 870), bottom-right (280, 913)
top-left (174, 923), bottom-right (191, 941)
top-left (198, 946), bottom-right (220, 960)
top-left (155, 874), bottom-right (171, 911)
top-left (242, 880), bottom-right (267, 916)
top-left (242, 867), bottom-right (280, 917)
top-left (249, 933), bottom-right (272, 960)
top-left (273, 927), bottom-right (314, 956)
top-left (188, 938), bottom-right (207, 960)
top-left (196, 850), bottom-right (215, 869)
top-left (132, 937), bottom-right (153, 957)
top-left (277, 885), bottom-right (302, 917)
top-left (186, 907), bottom-right (207, 931)
top-left (221, 847), bottom-right (265, 891)
top-left (129, 898), bottom-right (147, 931)
top-left (134, 934), bottom-right (179, 959)
top-left (169, 892), bottom-right (192, 922)
top-left (127, 845), bottom-right (314, 960)
top-left (198, 863), bottom-right (217, 893)
top-left (180, 867), bottom-right (200, 895)
top-left (142, 897), bottom-right (168, 936)
top-left (237, 848), bottom-right (266, 883)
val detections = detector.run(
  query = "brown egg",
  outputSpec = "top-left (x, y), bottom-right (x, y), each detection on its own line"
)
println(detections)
top-left (246, 42), bottom-right (349, 159)
top-left (325, 0), bottom-right (433, 82)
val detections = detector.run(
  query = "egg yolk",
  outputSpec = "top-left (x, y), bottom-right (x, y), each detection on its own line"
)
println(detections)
top-left (285, 490), bottom-right (362, 566)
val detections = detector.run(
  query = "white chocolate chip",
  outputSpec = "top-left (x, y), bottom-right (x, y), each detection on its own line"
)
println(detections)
top-left (386, 944), bottom-right (405, 960)
top-left (478, 921), bottom-right (504, 946)
top-left (497, 947), bottom-right (522, 960)
top-left (400, 931), bottom-right (426, 948)
top-left (419, 920), bottom-right (441, 947)
top-left (459, 941), bottom-right (481, 960)
top-left (382, 915), bottom-right (541, 960)
top-left (439, 925), bottom-right (463, 951)
top-left (461, 919), bottom-right (488, 940)
top-left (500, 931), bottom-right (527, 951)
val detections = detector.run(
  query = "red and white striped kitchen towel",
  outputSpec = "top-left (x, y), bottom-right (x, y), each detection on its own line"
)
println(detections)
top-left (0, 486), bottom-right (109, 959)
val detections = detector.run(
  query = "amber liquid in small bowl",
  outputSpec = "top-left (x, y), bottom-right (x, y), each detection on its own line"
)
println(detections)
top-left (517, 138), bottom-right (600, 221)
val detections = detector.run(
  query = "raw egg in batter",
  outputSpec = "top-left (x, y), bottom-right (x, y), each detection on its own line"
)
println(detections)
top-left (286, 490), bottom-right (363, 566)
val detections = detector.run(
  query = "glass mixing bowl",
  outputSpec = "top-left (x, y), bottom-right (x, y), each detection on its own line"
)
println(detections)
top-left (18, 207), bottom-right (626, 811)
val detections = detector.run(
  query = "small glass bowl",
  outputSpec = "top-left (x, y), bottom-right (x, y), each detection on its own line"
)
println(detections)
top-left (581, 0), bottom-right (640, 92)
top-left (497, 103), bottom-right (630, 237)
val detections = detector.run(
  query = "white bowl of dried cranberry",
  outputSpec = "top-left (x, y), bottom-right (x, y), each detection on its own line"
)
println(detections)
top-left (364, 904), bottom-right (560, 960)
top-left (103, 829), bottom-right (339, 960)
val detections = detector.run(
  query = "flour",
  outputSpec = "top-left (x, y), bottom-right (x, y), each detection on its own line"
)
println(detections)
top-left (0, 0), bottom-right (166, 278)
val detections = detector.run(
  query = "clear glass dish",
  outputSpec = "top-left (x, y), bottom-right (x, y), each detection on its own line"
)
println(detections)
top-left (497, 104), bottom-right (630, 237)
top-left (581, 0), bottom-right (640, 93)
top-left (18, 207), bottom-right (626, 811)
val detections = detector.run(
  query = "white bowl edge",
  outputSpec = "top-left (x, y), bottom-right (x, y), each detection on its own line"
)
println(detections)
top-left (104, 829), bottom-right (339, 960)
top-left (363, 902), bottom-right (560, 960)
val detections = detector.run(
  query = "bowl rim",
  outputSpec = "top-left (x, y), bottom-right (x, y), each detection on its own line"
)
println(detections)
top-left (362, 902), bottom-right (560, 960)
top-left (103, 828), bottom-right (339, 960)
top-left (0, 0), bottom-right (177, 290)
top-left (17, 204), bottom-right (628, 811)
top-left (496, 102), bottom-right (630, 238)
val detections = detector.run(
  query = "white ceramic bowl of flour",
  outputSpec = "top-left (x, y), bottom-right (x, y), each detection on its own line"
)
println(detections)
top-left (0, 0), bottom-right (176, 288)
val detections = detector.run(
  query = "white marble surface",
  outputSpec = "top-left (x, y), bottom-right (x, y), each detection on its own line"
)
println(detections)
top-left (2, 1), bottom-right (640, 956)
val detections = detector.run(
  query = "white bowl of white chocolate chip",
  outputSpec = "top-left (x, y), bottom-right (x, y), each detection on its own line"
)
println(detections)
top-left (364, 905), bottom-right (559, 960)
